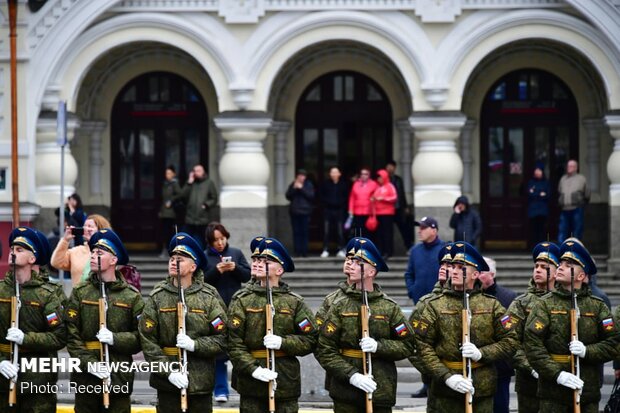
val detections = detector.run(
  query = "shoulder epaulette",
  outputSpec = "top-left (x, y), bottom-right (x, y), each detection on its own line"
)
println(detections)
top-left (590, 294), bottom-right (605, 304)
top-left (73, 281), bottom-right (90, 291)
top-left (149, 282), bottom-right (166, 297)
top-left (126, 284), bottom-right (140, 294)
top-left (380, 292), bottom-right (399, 306)
top-left (39, 283), bottom-right (55, 293)
top-left (288, 291), bottom-right (304, 301)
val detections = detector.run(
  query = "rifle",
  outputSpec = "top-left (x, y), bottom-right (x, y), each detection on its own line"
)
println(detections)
top-left (8, 253), bottom-right (19, 406)
top-left (98, 256), bottom-right (110, 409)
top-left (176, 255), bottom-right (188, 412)
top-left (360, 263), bottom-right (373, 413)
top-left (546, 236), bottom-right (551, 292)
top-left (570, 262), bottom-right (581, 413)
top-left (265, 262), bottom-right (276, 413)
top-left (462, 246), bottom-right (473, 413)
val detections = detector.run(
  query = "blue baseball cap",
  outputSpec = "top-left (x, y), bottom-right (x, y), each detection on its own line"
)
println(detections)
top-left (258, 237), bottom-right (295, 272)
top-left (532, 242), bottom-right (560, 267)
top-left (90, 229), bottom-right (129, 265)
top-left (451, 241), bottom-right (489, 272)
top-left (168, 232), bottom-right (207, 271)
top-left (559, 239), bottom-right (596, 275)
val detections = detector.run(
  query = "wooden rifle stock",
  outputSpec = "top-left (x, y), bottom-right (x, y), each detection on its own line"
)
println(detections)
top-left (98, 256), bottom-right (110, 409)
top-left (8, 253), bottom-right (19, 406)
top-left (265, 262), bottom-right (276, 413)
top-left (360, 263), bottom-right (373, 413)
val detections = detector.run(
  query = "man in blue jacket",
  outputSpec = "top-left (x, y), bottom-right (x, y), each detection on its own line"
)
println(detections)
top-left (404, 216), bottom-right (445, 304)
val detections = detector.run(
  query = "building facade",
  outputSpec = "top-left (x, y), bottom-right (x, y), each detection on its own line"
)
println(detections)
top-left (0, 0), bottom-right (619, 268)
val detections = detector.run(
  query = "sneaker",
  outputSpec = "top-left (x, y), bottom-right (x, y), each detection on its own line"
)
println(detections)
top-left (214, 395), bottom-right (228, 403)
top-left (320, 250), bottom-right (329, 258)
top-left (336, 249), bottom-right (346, 258)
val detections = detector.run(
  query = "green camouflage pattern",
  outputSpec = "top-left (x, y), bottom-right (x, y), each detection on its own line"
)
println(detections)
top-left (156, 391), bottom-right (212, 413)
top-left (66, 270), bottom-right (144, 392)
top-left (524, 284), bottom-right (620, 406)
top-left (0, 271), bottom-right (67, 395)
top-left (414, 287), bottom-right (517, 403)
top-left (316, 284), bottom-right (413, 407)
top-left (36, 266), bottom-right (68, 309)
top-left (140, 275), bottom-right (227, 395)
top-left (228, 281), bottom-right (317, 401)
top-left (408, 280), bottom-right (443, 372)
top-left (505, 278), bottom-right (546, 404)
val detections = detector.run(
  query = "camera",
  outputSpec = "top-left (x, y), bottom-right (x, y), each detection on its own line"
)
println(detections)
top-left (222, 256), bottom-right (232, 263)
top-left (71, 227), bottom-right (84, 237)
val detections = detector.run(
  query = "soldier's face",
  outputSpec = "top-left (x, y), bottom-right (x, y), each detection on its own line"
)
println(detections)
top-left (168, 254), bottom-right (197, 278)
top-left (251, 257), bottom-right (283, 279)
top-left (343, 257), bottom-right (355, 277)
top-left (90, 248), bottom-right (117, 272)
top-left (556, 260), bottom-right (586, 285)
top-left (450, 263), bottom-right (478, 290)
top-left (349, 259), bottom-right (377, 282)
top-left (438, 262), bottom-right (451, 282)
top-left (8, 246), bottom-right (36, 267)
top-left (533, 260), bottom-right (556, 285)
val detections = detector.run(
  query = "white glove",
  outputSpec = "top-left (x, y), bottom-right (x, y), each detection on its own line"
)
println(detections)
top-left (556, 371), bottom-right (583, 389)
top-left (569, 340), bottom-right (587, 358)
top-left (88, 362), bottom-right (110, 380)
top-left (461, 342), bottom-right (482, 362)
top-left (531, 370), bottom-right (539, 379)
top-left (176, 333), bottom-right (195, 352)
top-left (168, 372), bottom-right (189, 389)
top-left (6, 327), bottom-right (24, 345)
top-left (360, 337), bottom-right (378, 353)
top-left (0, 360), bottom-right (18, 379)
top-left (97, 327), bottom-right (114, 346)
top-left (263, 334), bottom-right (282, 350)
top-left (445, 374), bottom-right (475, 394)
top-left (349, 373), bottom-right (377, 393)
top-left (251, 366), bottom-right (278, 382)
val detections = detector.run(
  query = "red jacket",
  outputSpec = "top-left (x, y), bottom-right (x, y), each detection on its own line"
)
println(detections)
top-left (348, 178), bottom-right (378, 216)
top-left (373, 170), bottom-right (397, 215)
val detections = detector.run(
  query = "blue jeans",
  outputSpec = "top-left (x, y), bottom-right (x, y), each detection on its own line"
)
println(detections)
top-left (291, 214), bottom-right (310, 256)
top-left (214, 359), bottom-right (229, 397)
top-left (558, 207), bottom-right (584, 243)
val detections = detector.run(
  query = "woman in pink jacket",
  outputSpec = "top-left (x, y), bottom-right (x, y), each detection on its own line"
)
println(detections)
top-left (372, 169), bottom-right (398, 258)
top-left (347, 168), bottom-right (378, 238)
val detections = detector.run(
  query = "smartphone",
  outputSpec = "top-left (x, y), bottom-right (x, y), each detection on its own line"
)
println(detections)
top-left (222, 256), bottom-right (232, 263)
top-left (71, 227), bottom-right (84, 237)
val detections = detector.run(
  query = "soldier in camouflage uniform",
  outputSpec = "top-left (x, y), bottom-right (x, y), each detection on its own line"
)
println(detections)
top-left (32, 229), bottom-right (67, 308)
top-left (316, 238), bottom-right (414, 413)
top-left (414, 241), bottom-right (518, 413)
top-left (0, 227), bottom-right (67, 413)
top-left (140, 233), bottom-right (228, 413)
top-left (505, 241), bottom-right (559, 413)
top-left (524, 239), bottom-right (620, 413)
top-left (408, 242), bottom-right (452, 410)
top-left (66, 229), bottom-right (144, 413)
top-left (228, 237), bottom-right (317, 413)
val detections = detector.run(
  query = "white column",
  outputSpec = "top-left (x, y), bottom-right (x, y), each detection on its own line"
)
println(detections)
top-left (583, 118), bottom-right (603, 194)
top-left (79, 120), bottom-right (107, 198)
top-left (396, 120), bottom-right (413, 202)
top-left (460, 119), bottom-right (476, 197)
top-left (269, 121), bottom-right (291, 198)
top-left (605, 114), bottom-right (620, 271)
top-left (35, 111), bottom-right (80, 207)
top-left (214, 112), bottom-right (272, 251)
top-left (409, 112), bottom-right (466, 206)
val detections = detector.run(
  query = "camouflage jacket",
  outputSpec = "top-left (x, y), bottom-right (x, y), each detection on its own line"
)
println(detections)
top-left (316, 284), bottom-right (414, 407)
top-left (228, 281), bottom-right (317, 400)
top-left (505, 279), bottom-right (547, 394)
top-left (414, 287), bottom-right (517, 399)
top-left (37, 267), bottom-right (68, 309)
top-left (140, 275), bottom-right (227, 395)
top-left (315, 281), bottom-right (349, 328)
top-left (524, 284), bottom-right (620, 405)
top-left (408, 281), bottom-right (444, 371)
top-left (66, 271), bottom-right (144, 390)
top-left (0, 271), bottom-right (67, 391)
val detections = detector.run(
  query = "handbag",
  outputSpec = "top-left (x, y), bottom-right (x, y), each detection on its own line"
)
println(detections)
top-left (605, 378), bottom-right (620, 413)
top-left (365, 202), bottom-right (378, 232)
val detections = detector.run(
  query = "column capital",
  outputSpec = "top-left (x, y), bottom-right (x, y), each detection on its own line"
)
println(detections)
top-left (409, 111), bottom-right (467, 131)
top-left (214, 111), bottom-right (272, 132)
top-left (269, 120), bottom-right (292, 134)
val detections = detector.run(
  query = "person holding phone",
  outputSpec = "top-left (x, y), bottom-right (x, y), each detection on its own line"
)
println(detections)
top-left (51, 214), bottom-right (112, 286)
top-left (203, 221), bottom-right (251, 402)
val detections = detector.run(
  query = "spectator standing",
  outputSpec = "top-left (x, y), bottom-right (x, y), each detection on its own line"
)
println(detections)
top-left (285, 169), bottom-right (315, 257)
top-left (347, 167), bottom-right (378, 239)
top-left (158, 166), bottom-right (183, 258)
top-left (65, 193), bottom-right (87, 228)
top-left (386, 160), bottom-right (413, 251)
top-left (182, 164), bottom-right (219, 249)
top-left (372, 169), bottom-right (398, 259)
top-left (558, 159), bottom-right (590, 242)
top-left (480, 257), bottom-right (518, 413)
top-left (526, 165), bottom-right (550, 247)
top-left (404, 216), bottom-right (445, 304)
top-left (320, 166), bottom-right (349, 258)
top-left (449, 195), bottom-right (482, 246)
top-left (203, 222), bottom-right (251, 403)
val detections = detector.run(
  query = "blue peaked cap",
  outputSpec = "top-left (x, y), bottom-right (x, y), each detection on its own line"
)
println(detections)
top-left (353, 238), bottom-right (389, 272)
top-left (89, 229), bottom-right (129, 265)
top-left (438, 242), bottom-right (454, 264)
top-left (532, 242), bottom-right (560, 267)
top-left (168, 232), bottom-right (207, 271)
top-left (559, 239), bottom-right (596, 276)
top-left (258, 237), bottom-right (295, 272)
top-left (451, 241), bottom-right (489, 272)
top-left (9, 227), bottom-right (43, 265)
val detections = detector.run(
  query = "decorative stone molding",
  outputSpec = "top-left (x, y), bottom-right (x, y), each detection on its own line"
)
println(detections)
top-left (78, 120), bottom-right (107, 197)
top-left (268, 121), bottom-right (291, 197)
top-left (421, 84), bottom-right (450, 110)
top-left (219, 0), bottom-right (266, 24)
top-left (606, 114), bottom-right (620, 206)
top-left (395, 120), bottom-right (414, 201)
top-left (583, 118), bottom-right (603, 194)
top-left (460, 119), bottom-right (476, 197)
top-left (415, 0), bottom-right (462, 23)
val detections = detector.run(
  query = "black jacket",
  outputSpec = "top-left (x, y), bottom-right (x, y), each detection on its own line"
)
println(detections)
top-left (203, 245), bottom-right (251, 306)
top-left (450, 196), bottom-right (482, 245)
top-left (320, 179), bottom-right (349, 211)
top-left (286, 180), bottom-right (315, 215)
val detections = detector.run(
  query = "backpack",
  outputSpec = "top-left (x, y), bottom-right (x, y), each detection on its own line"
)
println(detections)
top-left (605, 379), bottom-right (620, 413)
top-left (118, 264), bottom-right (141, 292)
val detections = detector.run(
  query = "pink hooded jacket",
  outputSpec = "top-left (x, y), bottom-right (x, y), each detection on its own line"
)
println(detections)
top-left (348, 176), bottom-right (378, 216)
top-left (373, 169), bottom-right (397, 215)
